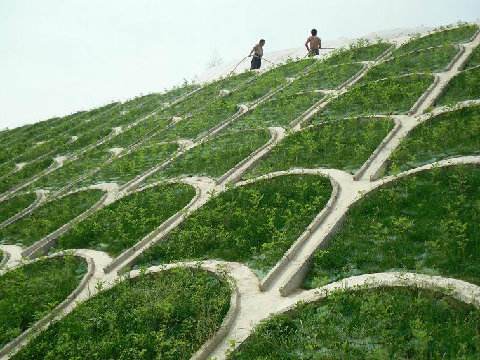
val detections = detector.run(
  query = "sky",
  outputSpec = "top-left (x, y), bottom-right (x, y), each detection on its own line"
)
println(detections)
top-left (1, 0), bottom-right (479, 130)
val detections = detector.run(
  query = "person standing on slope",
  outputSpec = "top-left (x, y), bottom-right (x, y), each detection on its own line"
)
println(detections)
top-left (249, 39), bottom-right (266, 70)
top-left (305, 29), bottom-right (322, 56)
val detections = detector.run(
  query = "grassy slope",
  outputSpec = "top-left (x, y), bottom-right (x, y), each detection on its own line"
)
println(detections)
top-left (148, 129), bottom-right (270, 182)
top-left (55, 184), bottom-right (195, 256)
top-left (394, 24), bottom-right (478, 55)
top-left (304, 165), bottom-right (480, 288)
top-left (0, 158), bottom-right (54, 194)
top-left (387, 105), bottom-right (480, 174)
top-left (324, 42), bottom-right (391, 65)
top-left (436, 66), bottom-right (480, 106)
top-left (0, 190), bottom-right (104, 246)
top-left (13, 268), bottom-right (230, 360)
top-left (135, 175), bottom-right (332, 277)
top-left (310, 74), bottom-right (434, 122)
top-left (247, 118), bottom-right (394, 178)
top-left (0, 256), bottom-right (86, 348)
top-left (0, 192), bottom-right (36, 223)
top-left (362, 44), bottom-right (458, 82)
top-left (231, 287), bottom-right (480, 359)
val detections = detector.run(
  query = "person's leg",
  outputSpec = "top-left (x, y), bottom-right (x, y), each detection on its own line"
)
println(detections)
top-left (250, 57), bottom-right (256, 70)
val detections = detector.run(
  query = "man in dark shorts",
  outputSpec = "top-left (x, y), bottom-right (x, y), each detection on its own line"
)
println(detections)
top-left (305, 29), bottom-right (321, 56)
top-left (249, 39), bottom-right (265, 70)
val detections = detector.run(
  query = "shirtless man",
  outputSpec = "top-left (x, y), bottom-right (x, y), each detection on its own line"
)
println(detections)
top-left (305, 29), bottom-right (321, 56)
top-left (249, 39), bottom-right (265, 70)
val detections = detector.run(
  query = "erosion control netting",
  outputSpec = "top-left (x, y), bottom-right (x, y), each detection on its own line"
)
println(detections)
top-left (12, 268), bottom-right (231, 360)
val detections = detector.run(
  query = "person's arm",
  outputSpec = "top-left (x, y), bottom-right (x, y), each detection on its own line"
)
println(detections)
top-left (305, 37), bottom-right (310, 51)
top-left (249, 45), bottom-right (256, 57)
top-left (319, 38), bottom-right (322, 49)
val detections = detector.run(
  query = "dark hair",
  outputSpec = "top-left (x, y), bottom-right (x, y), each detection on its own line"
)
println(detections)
top-left (311, 29), bottom-right (317, 36)
top-left (260, 39), bottom-right (266, 43)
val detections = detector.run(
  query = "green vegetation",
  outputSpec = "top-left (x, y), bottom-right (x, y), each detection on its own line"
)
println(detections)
top-left (135, 175), bottom-right (332, 277)
top-left (305, 165), bottom-right (480, 288)
top-left (291, 63), bottom-right (364, 92)
top-left (395, 24), bottom-right (478, 55)
top-left (436, 66), bottom-right (480, 106)
top-left (0, 158), bottom-right (54, 194)
top-left (465, 45), bottom-right (480, 69)
top-left (0, 190), bottom-right (104, 247)
top-left (363, 45), bottom-right (459, 82)
top-left (160, 98), bottom-right (239, 141)
top-left (231, 287), bottom-right (480, 359)
top-left (232, 90), bottom-right (324, 130)
top-left (55, 183), bottom-right (195, 255)
top-left (83, 142), bottom-right (178, 186)
top-left (0, 256), bottom-right (87, 348)
top-left (324, 41), bottom-right (391, 65)
top-left (310, 74), bottom-right (434, 122)
top-left (31, 149), bottom-right (111, 191)
top-left (0, 192), bottom-right (37, 223)
top-left (387, 105), bottom-right (480, 174)
top-left (147, 129), bottom-right (270, 182)
top-left (13, 268), bottom-right (230, 360)
top-left (247, 118), bottom-right (394, 178)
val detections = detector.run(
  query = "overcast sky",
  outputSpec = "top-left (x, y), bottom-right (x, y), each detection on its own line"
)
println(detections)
top-left (1, 0), bottom-right (479, 130)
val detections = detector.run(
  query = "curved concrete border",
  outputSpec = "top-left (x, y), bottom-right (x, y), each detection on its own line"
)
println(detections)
top-left (103, 180), bottom-right (203, 274)
top-left (217, 127), bottom-right (286, 186)
top-left (0, 252), bottom-right (95, 359)
top-left (0, 191), bottom-right (47, 229)
top-left (353, 117), bottom-right (400, 181)
top-left (260, 173), bottom-right (339, 291)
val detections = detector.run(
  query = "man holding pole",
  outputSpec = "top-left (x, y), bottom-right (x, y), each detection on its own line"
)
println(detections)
top-left (305, 29), bottom-right (322, 56)
top-left (249, 39), bottom-right (266, 70)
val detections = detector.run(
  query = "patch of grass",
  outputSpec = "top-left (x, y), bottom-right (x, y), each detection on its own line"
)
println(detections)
top-left (291, 63), bottom-right (364, 92)
top-left (13, 268), bottom-right (231, 360)
top-left (247, 118), bottom-right (394, 178)
top-left (0, 193), bottom-right (37, 223)
top-left (310, 74), bottom-right (434, 122)
top-left (135, 175), bottom-right (332, 277)
top-left (55, 183), bottom-right (195, 255)
top-left (31, 149), bottom-right (111, 191)
top-left (436, 66), bottom-right (480, 106)
top-left (0, 190), bottom-right (104, 246)
top-left (160, 98), bottom-right (239, 141)
top-left (0, 256), bottom-right (87, 348)
top-left (147, 129), bottom-right (270, 182)
top-left (363, 45), bottom-right (459, 82)
top-left (304, 165), bottom-right (480, 288)
top-left (395, 24), bottom-right (478, 55)
top-left (0, 158), bottom-right (54, 194)
top-left (230, 287), bottom-right (480, 359)
top-left (324, 41), bottom-right (391, 65)
top-left (387, 105), bottom-right (480, 174)
top-left (83, 142), bottom-right (178, 186)
top-left (465, 45), bottom-right (480, 69)
top-left (232, 90), bottom-right (324, 130)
